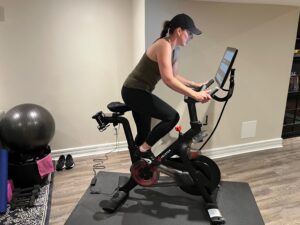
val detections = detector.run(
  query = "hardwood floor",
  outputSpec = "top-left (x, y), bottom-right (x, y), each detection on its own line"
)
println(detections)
top-left (49, 138), bottom-right (300, 225)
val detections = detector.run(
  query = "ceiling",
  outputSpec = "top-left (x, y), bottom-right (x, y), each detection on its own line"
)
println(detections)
top-left (193, 0), bottom-right (300, 7)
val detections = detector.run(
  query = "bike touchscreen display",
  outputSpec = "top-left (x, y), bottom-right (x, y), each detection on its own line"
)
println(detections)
top-left (215, 47), bottom-right (238, 88)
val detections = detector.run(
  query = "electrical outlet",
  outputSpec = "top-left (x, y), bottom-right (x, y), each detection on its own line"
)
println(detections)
top-left (241, 120), bottom-right (257, 138)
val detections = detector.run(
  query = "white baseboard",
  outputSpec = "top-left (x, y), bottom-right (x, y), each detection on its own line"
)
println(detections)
top-left (202, 138), bottom-right (283, 159)
top-left (51, 138), bottom-right (283, 160)
top-left (51, 141), bottom-right (129, 160)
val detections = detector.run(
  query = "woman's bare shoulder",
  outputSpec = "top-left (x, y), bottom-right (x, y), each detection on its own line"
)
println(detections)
top-left (147, 38), bottom-right (171, 61)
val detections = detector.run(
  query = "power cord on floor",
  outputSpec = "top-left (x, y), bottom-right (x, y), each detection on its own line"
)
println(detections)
top-left (90, 124), bottom-right (120, 195)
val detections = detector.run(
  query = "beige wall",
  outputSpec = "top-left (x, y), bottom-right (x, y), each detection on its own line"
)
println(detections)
top-left (0, 0), bottom-right (134, 149)
top-left (132, 0), bottom-right (145, 65)
top-left (0, 0), bottom-right (299, 153)
top-left (145, 0), bottom-right (299, 151)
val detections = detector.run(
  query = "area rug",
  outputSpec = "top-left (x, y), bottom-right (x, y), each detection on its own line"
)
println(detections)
top-left (0, 173), bottom-right (54, 225)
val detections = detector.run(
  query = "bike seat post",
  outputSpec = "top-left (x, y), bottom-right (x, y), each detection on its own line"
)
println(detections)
top-left (187, 102), bottom-right (198, 122)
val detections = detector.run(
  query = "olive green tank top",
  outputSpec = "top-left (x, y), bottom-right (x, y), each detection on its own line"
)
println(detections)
top-left (123, 47), bottom-right (178, 92)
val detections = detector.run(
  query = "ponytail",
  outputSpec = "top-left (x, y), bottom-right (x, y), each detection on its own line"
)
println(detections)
top-left (160, 20), bottom-right (171, 38)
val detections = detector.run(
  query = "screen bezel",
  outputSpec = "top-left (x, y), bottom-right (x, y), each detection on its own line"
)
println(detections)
top-left (214, 47), bottom-right (238, 88)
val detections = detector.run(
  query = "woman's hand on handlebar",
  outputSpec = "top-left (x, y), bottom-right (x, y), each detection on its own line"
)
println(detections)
top-left (194, 90), bottom-right (211, 103)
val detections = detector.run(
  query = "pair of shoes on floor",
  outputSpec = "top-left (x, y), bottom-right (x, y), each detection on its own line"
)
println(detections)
top-left (56, 154), bottom-right (75, 171)
top-left (139, 149), bottom-right (155, 164)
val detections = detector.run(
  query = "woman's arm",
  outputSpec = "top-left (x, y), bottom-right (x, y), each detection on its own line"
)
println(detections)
top-left (156, 41), bottom-right (210, 103)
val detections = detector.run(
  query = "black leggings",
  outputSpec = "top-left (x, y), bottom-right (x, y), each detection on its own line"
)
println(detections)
top-left (121, 86), bottom-right (179, 147)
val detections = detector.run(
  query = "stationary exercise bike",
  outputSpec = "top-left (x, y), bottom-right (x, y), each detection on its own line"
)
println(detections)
top-left (92, 47), bottom-right (238, 225)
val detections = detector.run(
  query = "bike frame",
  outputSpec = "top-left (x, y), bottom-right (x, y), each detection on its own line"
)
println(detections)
top-left (93, 97), bottom-right (214, 202)
top-left (93, 46), bottom-right (237, 224)
top-left (92, 69), bottom-right (235, 200)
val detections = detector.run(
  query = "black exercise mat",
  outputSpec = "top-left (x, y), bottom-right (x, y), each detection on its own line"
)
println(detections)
top-left (65, 171), bottom-right (265, 225)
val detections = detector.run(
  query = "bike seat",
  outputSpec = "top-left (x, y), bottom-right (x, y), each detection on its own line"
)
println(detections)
top-left (107, 102), bottom-right (131, 114)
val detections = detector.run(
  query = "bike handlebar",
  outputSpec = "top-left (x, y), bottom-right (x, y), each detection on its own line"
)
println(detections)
top-left (193, 68), bottom-right (235, 102)
top-left (193, 79), bottom-right (215, 92)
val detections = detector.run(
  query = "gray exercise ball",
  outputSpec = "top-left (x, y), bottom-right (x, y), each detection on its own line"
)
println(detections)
top-left (0, 103), bottom-right (55, 151)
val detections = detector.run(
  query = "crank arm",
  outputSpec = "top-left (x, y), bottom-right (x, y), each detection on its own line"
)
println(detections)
top-left (150, 178), bottom-right (177, 187)
top-left (157, 164), bottom-right (195, 187)
top-left (157, 164), bottom-right (179, 177)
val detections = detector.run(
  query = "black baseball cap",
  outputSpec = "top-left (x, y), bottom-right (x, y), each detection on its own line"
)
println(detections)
top-left (170, 13), bottom-right (202, 35)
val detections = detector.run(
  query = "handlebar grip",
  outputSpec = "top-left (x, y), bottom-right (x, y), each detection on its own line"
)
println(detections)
top-left (206, 79), bottom-right (215, 88)
top-left (199, 79), bottom-right (215, 91)
top-left (209, 87), bottom-right (219, 96)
